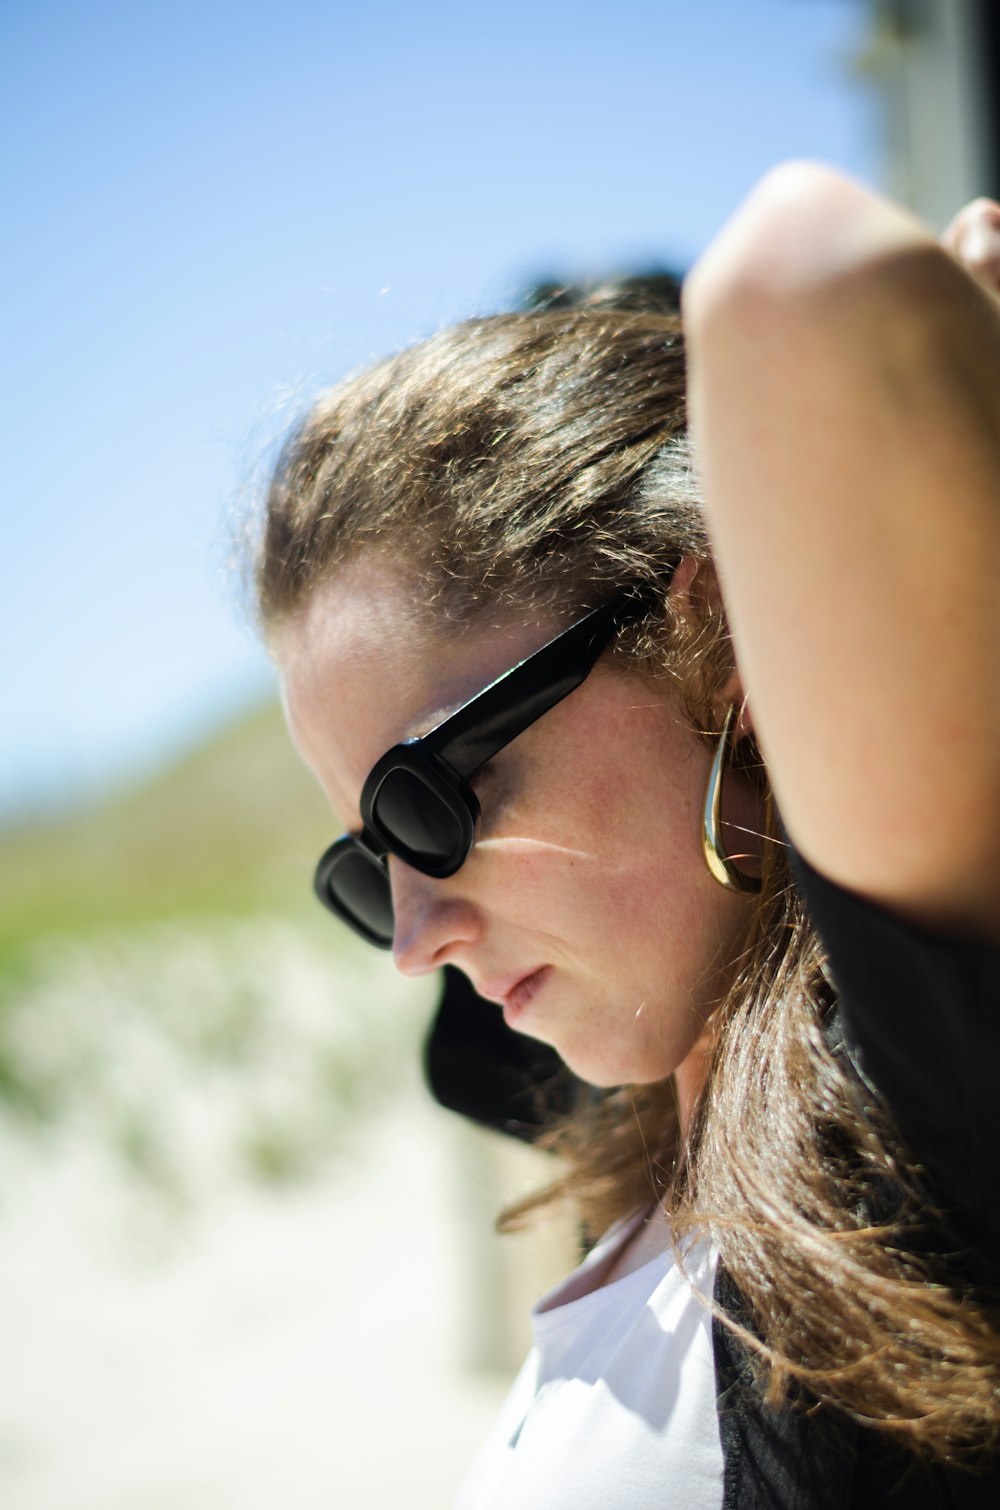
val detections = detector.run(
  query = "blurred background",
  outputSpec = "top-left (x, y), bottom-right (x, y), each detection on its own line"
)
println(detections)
top-left (1, 1), bottom-right (996, 1506)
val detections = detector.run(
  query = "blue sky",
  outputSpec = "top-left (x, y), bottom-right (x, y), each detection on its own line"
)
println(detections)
top-left (0, 0), bottom-right (877, 818)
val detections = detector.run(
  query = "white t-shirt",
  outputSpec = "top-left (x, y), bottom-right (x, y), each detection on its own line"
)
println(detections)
top-left (455, 1215), bottom-right (724, 1509)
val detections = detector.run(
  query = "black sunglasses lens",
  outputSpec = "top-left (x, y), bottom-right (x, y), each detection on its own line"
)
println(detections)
top-left (328, 847), bottom-right (394, 944)
top-left (371, 767), bottom-right (464, 865)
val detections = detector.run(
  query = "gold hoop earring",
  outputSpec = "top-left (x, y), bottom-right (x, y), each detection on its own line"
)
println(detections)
top-left (701, 706), bottom-right (762, 894)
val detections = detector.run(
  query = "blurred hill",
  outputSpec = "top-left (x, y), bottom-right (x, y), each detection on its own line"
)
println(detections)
top-left (0, 703), bottom-right (433, 1176)
top-left (0, 694), bottom-right (570, 1507)
top-left (0, 700), bottom-right (334, 973)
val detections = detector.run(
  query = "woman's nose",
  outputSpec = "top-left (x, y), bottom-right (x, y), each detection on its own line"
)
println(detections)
top-left (389, 859), bottom-right (484, 976)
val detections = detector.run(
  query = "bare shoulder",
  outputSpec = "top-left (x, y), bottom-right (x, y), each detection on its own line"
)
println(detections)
top-left (685, 163), bottom-right (1000, 941)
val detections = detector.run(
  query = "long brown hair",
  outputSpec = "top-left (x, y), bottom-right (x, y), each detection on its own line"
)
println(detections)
top-left (256, 307), bottom-right (1000, 1459)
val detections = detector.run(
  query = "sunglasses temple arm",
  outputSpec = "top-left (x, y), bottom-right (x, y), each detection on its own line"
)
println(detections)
top-left (426, 608), bottom-right (621, 775)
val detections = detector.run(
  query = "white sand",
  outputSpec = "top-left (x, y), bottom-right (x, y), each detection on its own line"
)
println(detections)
top-left (0, 1090), bottom-right (522, 1510)
top-left (0, 920), bottom-right (578, 1508)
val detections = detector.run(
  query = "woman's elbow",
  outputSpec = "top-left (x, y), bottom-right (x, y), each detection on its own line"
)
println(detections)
top-left (683, 160), bottom-right (931, 334)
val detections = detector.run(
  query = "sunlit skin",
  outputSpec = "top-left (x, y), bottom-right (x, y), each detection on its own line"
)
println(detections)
top-left (278, 556), bottom-right (763, 1128)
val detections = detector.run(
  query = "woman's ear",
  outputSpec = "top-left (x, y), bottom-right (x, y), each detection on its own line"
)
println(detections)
top-left (669, 553), bottom-right (753, 736)
top-left (722, 671), bottom-right (753, 738)
top-left (667, 553), bottom-right (715, 624)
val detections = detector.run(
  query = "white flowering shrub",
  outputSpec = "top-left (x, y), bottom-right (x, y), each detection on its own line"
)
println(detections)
top-left (0, 916), bottom-right (434, 1207)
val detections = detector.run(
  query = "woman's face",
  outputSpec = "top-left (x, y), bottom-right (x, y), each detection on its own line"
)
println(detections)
top-left (279, 559), bottom-right (760, 1091)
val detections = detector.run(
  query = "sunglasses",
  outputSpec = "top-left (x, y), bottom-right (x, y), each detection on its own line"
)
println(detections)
top-left (313, 588), bottom-right (652, 948)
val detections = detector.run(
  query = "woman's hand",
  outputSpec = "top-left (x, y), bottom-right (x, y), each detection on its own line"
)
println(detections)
top-left (941, 196), bottom-right (1000, 297)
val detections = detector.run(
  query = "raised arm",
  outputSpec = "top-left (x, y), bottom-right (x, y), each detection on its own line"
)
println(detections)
top-left (684, 162), bottom-right (1000, 941)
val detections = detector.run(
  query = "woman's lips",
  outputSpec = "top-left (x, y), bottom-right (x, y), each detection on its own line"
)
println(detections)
top-left (501, 966), bottom-right (551, 1025)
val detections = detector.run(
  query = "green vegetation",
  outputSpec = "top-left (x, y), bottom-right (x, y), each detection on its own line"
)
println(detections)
top-left (0, 700), bottom-right (335, 972)
top-left (0, 703), bottom-right (433, 1200)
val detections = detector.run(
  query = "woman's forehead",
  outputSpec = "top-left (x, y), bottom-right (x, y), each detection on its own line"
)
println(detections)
top-left (279, 569), bottom-right (433, 758)
top-left (286, 561), bottom-right (551, 700)
top-left (278, 561), bottom-right (560, 795)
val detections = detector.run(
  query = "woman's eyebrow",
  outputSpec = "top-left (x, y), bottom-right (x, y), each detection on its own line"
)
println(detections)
top-left (407, 704), bottom-right (457, 741)
top-left (405, 687), bottom-right (476, 742)
top-left (403, 658), bottom-right (512, 742)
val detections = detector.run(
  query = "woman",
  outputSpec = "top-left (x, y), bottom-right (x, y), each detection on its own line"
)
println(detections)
top-left (256, 166), bottom-right (1000, 1506)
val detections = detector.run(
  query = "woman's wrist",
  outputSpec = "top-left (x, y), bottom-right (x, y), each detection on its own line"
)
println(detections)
top-left (941, 196), bottom-right (1000, 303)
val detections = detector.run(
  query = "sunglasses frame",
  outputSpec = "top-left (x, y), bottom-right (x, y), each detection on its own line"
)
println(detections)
top-left (313, 588), bottom-right (654, 947)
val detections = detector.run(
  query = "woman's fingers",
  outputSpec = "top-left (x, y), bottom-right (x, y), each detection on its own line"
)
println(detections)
top-left (941, 197), bottom-right (1000, 292)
